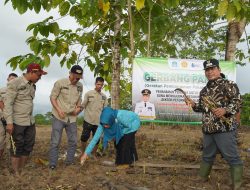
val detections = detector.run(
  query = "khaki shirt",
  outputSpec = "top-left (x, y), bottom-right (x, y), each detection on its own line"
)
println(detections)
top-left (0, 87), bottom-right (7, 101)
top-left (50, 78), bottom-right (83, 123)
top-left (0, 87), bottom-right (7, 118)
top-left (3, 76), bottom-right (36, 126)
top-left (82, 90), bottom-right (108, 125)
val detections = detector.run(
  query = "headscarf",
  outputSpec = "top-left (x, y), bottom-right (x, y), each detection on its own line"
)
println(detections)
top-left (100, 107), bottom-right (122, 149)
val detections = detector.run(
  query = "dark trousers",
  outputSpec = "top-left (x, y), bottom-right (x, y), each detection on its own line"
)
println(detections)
top-left (80, 120), bottom-right (99, 144)
top-left (202, 130), bottom-right (242, 166)
top-left (11, 123), bottom-right (36, 157)
top-left (115, 131), bottom-right (138, 165)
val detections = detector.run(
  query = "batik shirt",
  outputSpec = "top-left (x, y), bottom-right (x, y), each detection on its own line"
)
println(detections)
top-left (192, 78), bottom-right (241, 134)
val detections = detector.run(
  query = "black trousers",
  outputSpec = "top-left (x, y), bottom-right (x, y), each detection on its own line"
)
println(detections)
top-left (115, 131), bottom-right (138, 165)
top-left (80, 120), bottom-right (99, 144)
top-left (11, 123), bottom-right (36, 157)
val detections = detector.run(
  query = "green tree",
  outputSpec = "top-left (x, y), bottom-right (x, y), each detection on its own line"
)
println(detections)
top-left (35, 113), bottom-right (50, 125)
top-left (4, 0), bottom-right (181, 109)
top-left (35, 112), bottom-right (53, 125)
top-left (217, 0), bottom-right (249, 63)
top-left (241, 93), bottom-right (250, 126)
top-left (76, 115), bottom-right (84, 126)
top-left (4, 0), bottom-right (250, 109)
top-left (45, 111), bottom-right (53, 121)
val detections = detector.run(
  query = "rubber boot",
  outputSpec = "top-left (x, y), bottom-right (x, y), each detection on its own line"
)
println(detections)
top-left (230, 165), bottom-right (243, 190)
top-left (199, 162), bottom-right (213, 181)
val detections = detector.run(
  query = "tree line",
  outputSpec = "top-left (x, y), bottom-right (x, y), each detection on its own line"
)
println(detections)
top-left (34, 111), bottom-right (84, 125)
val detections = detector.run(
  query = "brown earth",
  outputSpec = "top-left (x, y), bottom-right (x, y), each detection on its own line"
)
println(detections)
top-left (0, 125), bottom-right (250, 190)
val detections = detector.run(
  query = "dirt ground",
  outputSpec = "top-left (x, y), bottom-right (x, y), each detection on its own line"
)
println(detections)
top-left (0, 124), bottom-right (250, 190)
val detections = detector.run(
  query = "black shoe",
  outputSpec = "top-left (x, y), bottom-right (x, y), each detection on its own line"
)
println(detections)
top-left (49, 165), bottom-right (56, 170)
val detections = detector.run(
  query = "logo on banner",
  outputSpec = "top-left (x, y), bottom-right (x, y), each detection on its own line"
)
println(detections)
top-left (169, 58), bottom-right (203, 70)
top-left (171, 61), bottom-right (178, 67)
top-left (191, 62), bottom-right (200, 68)
top-left (180, 60), bottom-right (188, 68)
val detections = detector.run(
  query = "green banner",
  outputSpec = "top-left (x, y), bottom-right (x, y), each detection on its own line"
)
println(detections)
top-left (132, 57), bottom-right (236, 123)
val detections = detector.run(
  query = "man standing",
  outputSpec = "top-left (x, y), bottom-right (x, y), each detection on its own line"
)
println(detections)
top-left (3, 64), bottom-right (47, 175)
top-left (0, 73), bottom-right (18, 158)
top-left (134, 89), bottom-right (156, 120)
top-left (185, 59), bottom-right (243, 189)
top-left (79, 77), bottom-right (108, 160)
top-left (49, 65), bottom-right (83, 169)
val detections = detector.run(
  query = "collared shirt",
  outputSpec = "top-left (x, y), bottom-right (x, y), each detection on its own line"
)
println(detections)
top-left (82, 90), bottom-right (108, 125)
top-left (3, 76), bottom-right (36, 126)
top-left (0, 87), bottom-right (7, 101)
top-left (0, 87), bottom-right (7, 118)
top-left (134, 101), bottom-right (156, 120)
top-left (50, 78), bottom-right (83, 123)
top-left (193, 78), bottom-right (241, 134)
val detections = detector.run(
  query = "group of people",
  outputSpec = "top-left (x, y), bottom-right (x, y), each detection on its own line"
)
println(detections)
top-left (0, 63), bottom-right (141, 176)
top-left (0, 58), bottom-right (244, 189)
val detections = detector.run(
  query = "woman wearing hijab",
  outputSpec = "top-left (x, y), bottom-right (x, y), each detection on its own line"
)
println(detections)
top-left (80, 107), bottom-right (141, 169)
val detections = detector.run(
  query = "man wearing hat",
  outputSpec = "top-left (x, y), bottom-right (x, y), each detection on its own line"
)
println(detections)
top-left (3, 63), bottom-right (47, 175)
top-left (185, 59), bottom-right (243, 189)
top-left (49, 65), bottom-right (83, 170)
top-left (134, 89), bottom-right (156, 120)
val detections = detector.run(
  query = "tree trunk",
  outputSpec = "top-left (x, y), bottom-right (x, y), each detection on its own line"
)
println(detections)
top-left (111, 1), bottom-right (121, 109)
top-left (147, 8), bottom-right (152, 57)
top-left (128, 0), bottom-right (134, 58)
top-left (225, 19), bottom-right (246, 61)
top-left (224, 19), bottom-right (246, 125)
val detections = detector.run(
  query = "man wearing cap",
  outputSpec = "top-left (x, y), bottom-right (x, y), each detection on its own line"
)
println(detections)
top-left (0, 73), bottom-right (18, 158)
top-left (79, 77), bottom-right (108, 161)
top-left (134, 89), bottom-right (156, 120)
top-left (185, 59), bottom-right (243, 189)
top-left (49, 65), bottom-right (83, 170)
top-left (3, 63), bottom-right (47, 175)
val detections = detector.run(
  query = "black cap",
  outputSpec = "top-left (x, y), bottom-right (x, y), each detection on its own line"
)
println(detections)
top-left (141, 89), bottom-right (151, 95)
top-left (203, 59), bottom-right (219, 70)
top-left (70, 65), bottom-right (83, 75)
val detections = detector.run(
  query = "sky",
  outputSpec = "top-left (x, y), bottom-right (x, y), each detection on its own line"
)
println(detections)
top-left (0, 3), bottom-right (250, 114)
top-left (0, 3), bottom-right (96, 114)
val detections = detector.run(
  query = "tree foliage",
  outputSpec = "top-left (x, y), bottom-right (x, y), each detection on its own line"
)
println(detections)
top-left (6, 0), bottom-right (250, 69)
top-left (241, 93), bottom-right (250, 126)
top-left (34, 112), bottom-right (52, 125)
top-left (217, 0), bottom-right (250, 21)
top-left (4, 0), bottom-right (250, 109)
top-left (34, 111), bottom-right (84, 125)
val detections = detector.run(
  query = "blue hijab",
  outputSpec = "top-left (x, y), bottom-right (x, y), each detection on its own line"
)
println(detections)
top-left (100, 107), bottom-right (122, 149)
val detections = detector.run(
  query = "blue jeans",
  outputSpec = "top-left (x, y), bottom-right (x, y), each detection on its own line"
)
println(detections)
top-left (202, 130), bottom-right (242, 166)
top-left (49, 117), bottom-right (77, 166)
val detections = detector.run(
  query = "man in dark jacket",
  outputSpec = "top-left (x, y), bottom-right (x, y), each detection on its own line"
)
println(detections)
top-left (185, 59), bottom-right (243, 190)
